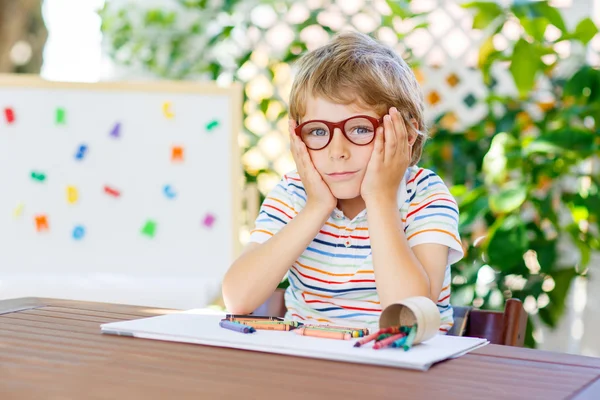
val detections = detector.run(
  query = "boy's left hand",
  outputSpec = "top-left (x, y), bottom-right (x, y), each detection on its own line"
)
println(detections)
top-left (360, 107), bottom-right (413, 204)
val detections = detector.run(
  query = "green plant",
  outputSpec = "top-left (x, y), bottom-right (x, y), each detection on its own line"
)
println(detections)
top-left (420, 1), bottom-right (599, 346)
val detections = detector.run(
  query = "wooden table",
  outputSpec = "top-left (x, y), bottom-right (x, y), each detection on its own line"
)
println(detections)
top-left (1, 298), bottom-right (599, 400)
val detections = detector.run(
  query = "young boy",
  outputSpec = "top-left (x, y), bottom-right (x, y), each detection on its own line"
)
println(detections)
top-left (223, 31), bottom-right (463, 333)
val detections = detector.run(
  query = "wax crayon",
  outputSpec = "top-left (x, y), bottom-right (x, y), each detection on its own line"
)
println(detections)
top-left (373, 333), bottom-right (407, 350)
top-left (302, 324), bottom-right (367, 336)
top-left (243, 322), bottom-right (294, 331)
top-left (237, 320), bottom-right (301, 327)
top-left (353, 327), bottom-right (401, 348)
top-left (225, 314), bottom-right (283, 322)
top-left (391, 335), bottom-right (408, 348)
top-left (219, 320), bottom-right (255, 334)
top-left (295, 327), bottom-right (352, 340)
top-left (299, 326), bottom-right (357, 335)
top-left (316, 325), bottom-right (369, 335)
top-left (403, 324), bottom-right (418, 351)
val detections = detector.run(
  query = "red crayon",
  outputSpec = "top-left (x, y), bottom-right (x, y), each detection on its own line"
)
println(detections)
top-left (104, 185), bottom-right (121, 197)
top-left (373, 333), bottom-right (406, 350)
top-left (353, 327), bottom-right (401, 347)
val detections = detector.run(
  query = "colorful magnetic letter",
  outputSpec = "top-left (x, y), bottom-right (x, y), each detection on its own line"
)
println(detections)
top-left (110, 122), bottom-right (121, 138)
top-left (163, 185), bottom-right (176, 199)
top-left (56, 108), bottom-right (66, 124)
top-left (35, 214), bottom-right (49, 232)
top-left (203, 213), bottom-right (216, 228)
top-left (206, 120), bottom-right (220, 131)
top-left (13, 202), bottom-right (24, 217)
top-left (67, 186), bottom-right (78, 204)
top-left (171, 146), bottom-right (184, 162)
top-left (31, 171), bottom-right (46, 182)
top-left (141, 220), bottom-right (157, 238)
top-left (162, 102), bottom-right (175, 119)
top-left (4, 107), bottom-right (15, 124)
top-left (104, 185), bottom-right (121, 197)
top-left (72, 225), bottom-right (85, 240)
top-left (75, 144), bottom-right (88, 160)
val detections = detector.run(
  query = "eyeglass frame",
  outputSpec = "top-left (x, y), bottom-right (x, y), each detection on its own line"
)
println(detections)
top-left (294, 115), bottom-right (385, 150)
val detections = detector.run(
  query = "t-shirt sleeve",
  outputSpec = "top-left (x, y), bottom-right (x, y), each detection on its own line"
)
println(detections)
top-left (248, 175), bottom-right (298, 244)
top-left (404, 171), bottom-right (464, 265)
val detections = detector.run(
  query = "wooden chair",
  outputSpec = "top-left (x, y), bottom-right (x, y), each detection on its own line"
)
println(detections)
top-left (447, 298), bottom-right (528, 346)
top-left (252, 289), bottom-right (528, 347)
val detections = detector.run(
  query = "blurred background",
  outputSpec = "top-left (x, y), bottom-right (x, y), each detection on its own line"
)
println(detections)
top-left (1, 0), bottom-right (599, 354)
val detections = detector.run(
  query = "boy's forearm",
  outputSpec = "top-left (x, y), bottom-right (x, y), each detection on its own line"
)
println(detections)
top-left (366, 197), bottom-right (430, 308)
top-left (222, 204), bottom-right (331, 314)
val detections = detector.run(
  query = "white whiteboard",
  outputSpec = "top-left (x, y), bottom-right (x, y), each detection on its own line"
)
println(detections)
top-left (0, 74), bottom-right (242, 308)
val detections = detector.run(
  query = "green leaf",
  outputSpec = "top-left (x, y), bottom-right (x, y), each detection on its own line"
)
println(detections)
top-left (462, 2), bottom-right (504, 30)
top-left (483, 132), bottom-right (516, 185)
top-left (277, 278), bottom-right (290, 290)
top-left (386, 0), bottom-right (414, 19)
top-left (486, 215), bottom-right (529, 273)
top-left (537, 128), bottom-right (596, 153)
top-left (510, 39), bottom-right (542, 98)
top-left (520, 17), bottom-right (549, 42)
top-left (478, 35), bottom-right (496, 83)
top-left (259, 99), bottom-right (270, 114)
top-left (564, 65), bottom-right (600, 104)
top-left (459, 196), bottom-right (489, 230)
top-left (573, 18), bottom-right (599, 45)
top-left (489, 183), bottom-right (527, 214)
top-left (530, 1), bottom-right (567, 33)
top-left (537, 267), bottom-right (578, 328)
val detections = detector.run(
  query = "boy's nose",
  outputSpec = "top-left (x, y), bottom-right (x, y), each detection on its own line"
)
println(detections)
top-left (327, 128), bottom-right (350, 160)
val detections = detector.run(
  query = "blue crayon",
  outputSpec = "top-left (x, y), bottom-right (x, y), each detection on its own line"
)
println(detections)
top-left (219, 319), bottom-right (256, 334)
top-left (391, 335), bottom-right (408, 348)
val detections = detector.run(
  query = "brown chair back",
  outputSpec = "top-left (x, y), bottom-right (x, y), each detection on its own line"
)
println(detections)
top-left (448, 298), bottom-right (528, 346)
top-left (253, 290), bottom-right (528, 347)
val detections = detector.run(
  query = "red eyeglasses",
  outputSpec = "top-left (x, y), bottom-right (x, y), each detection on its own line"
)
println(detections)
top-left (295, 115), bottom-right (384, 150)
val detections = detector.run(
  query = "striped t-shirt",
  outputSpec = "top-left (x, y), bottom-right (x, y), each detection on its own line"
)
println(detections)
top-left (249, 166), bottom-right (464, 333)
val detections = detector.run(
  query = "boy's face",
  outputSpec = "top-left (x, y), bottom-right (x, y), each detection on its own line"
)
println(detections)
top-left (300, 95), bottom-right (379, 200)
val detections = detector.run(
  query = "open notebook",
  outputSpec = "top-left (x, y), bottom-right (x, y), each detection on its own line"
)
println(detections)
top-left (101, 311), bottom-right (488, 371)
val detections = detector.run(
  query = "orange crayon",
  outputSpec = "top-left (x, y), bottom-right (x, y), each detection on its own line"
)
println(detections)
top-left (295, 326), bottom-right (352, 340)
top-left (245, 322), bottom-right (293, 331)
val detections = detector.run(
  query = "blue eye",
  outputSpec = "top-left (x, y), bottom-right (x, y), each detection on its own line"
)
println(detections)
top-left (349, 126), bottom-right (373, 135)
top-left (310, 129), bottom-right (328, 136)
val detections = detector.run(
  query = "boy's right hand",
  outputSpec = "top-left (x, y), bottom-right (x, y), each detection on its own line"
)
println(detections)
top-left (289, 119), bottom-right (337, 214)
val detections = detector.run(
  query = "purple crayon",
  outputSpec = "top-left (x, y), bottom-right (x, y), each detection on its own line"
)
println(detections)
top-left (219, 319), bottom-right (256, 334)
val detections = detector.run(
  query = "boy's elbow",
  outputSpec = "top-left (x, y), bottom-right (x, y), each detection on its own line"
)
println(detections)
top-left (222, 293), bottom-right (253, 314)
top-left (221, 280), bottom-right (254, 314)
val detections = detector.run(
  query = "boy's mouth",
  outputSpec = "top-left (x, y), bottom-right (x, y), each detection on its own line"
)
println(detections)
top-left (326, 170), bottom-right (359, 180)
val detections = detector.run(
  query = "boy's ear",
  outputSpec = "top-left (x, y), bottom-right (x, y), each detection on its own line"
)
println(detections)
top-left (407, 118), bottom-right (419, 146)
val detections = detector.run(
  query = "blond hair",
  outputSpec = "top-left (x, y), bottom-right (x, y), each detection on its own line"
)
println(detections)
top-left (289, 30), bottom-right (428, 166)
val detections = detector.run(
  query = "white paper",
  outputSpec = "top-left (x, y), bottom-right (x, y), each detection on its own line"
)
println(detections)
top-left (101, 312), bottom-right (488, 371)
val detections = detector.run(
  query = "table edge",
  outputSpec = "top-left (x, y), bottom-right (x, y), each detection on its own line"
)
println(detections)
top-left (0, 297), bottom-right (47, 315)
top-left (0, 297), bottom-right (179, 315)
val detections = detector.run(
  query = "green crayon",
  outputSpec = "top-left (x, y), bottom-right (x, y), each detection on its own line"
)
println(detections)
top-left (403, 324), bottom-right (418, 351)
